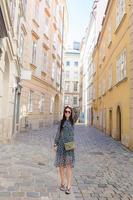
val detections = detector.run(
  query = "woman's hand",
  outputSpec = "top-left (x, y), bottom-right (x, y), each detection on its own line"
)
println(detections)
top-left (53, 144), bottom-right (57, 152)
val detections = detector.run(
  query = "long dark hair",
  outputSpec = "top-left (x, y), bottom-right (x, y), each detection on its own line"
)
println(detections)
top-left (60, 106), bottom-right (74, 133)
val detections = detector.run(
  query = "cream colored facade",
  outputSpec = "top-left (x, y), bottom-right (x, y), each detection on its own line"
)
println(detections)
top-left (19, 0), bottom-right (68, 131)
top-left (92, 0), bottom-right (133, 150)
top-left (63, 44), bottom-right (80, 109)
top-left (0, 0), bottom-right (68, 141)
top-left (0, 0), bottom-right (21, 142)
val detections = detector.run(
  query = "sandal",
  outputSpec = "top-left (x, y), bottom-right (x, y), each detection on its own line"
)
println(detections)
top-left (65, 187), bottom-right (71, 194)
top-left (60, 184), bottom-right (65, 191)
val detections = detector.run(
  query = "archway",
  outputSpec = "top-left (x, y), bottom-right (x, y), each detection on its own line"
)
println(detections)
top-left (91, 107), bottom-right (93, 125)
top-left (117, 106), bottom-right (122, 141)
top-left (54, 94), bottom-right (59, 124)
top-left (109, 109), bottom-right (112, 136)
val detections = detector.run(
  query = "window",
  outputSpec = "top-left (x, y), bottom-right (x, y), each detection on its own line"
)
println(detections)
top-left (102, 79), bottom-right (106, 95)
top-left (116, 0), bottom-right (125, 28)
top-left (42, 51), bottom-right (47, 72)
top-left (64, 96), bottom-right (69, 104)
top-left (22, 0), bottom-right (27, 14)
top-left (39, 94), bottom-right (45, 112)
top-left (74, 61), bottom-right (78, 66)
top-left (46, 0), bottom-right (51, 6)
top-left (73, 96), bottom-right (78, 105)
top-left (35, 0), bottom-right (39, 22)
top-left (116, 49), bottom-right (127, 83)
top-left (44, 17), bottom-right (50, 36)
top-left (108, 23), bottom-right (112, 46)
top-left (18, 32), bottom-right (24, 63)
top-left (73, 81), bottom-right (78, 92)
top-left (74, 71), bottom-right (78, 79)
top-left (50, 96), bottom-right (54, 113)
top-left (52, 63), bottom-right (55, 79)
top-left (65, 82), bottom-right (70, 92)
top-left (108, 65), bottom-right (113, 89)
top-left (32, 41), bottom-right (37, 65)
top-left (28, 90), bottom-right (33, 112)
top-left (99, 82), bottom-right (102, 97)
top-left (65, 71), bottom-right (70, 79)
top-left (53, 33), bottom-right (57, 49)
top-left (56, 68), bottom-right (60, 85)
top-left (93, 86), bottom-right (96, 100)
top-left (10, 0), bottom-right (15, 22)
top-left (66, 61), bottom-right (70, 66)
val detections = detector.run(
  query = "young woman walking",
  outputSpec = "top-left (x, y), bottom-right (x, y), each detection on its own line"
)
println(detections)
top-left (53, 106), bottom-right (75, 194)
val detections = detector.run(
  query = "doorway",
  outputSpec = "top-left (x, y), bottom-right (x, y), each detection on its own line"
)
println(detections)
top-left (117, 106), bottom-right (122, 141)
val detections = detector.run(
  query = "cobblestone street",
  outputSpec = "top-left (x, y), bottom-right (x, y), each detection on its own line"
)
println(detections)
top-left (0, 124), bottom-right (133, 200)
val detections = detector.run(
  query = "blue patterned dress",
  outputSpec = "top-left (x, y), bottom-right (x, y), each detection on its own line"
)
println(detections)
top-left (54, 120), bottom-right (75, 168)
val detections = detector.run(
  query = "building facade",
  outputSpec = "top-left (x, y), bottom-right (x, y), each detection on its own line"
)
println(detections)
top-left (92, 0), bottom-right (133, 149)
top-left (0, 0), bottom-right (21, 142)
top-left (80, 0), bottom-right (108, 125)
top-left (129, 0), bottom-right (133, 149)
top-left (63, 43), bottom-right (80, 111)
top-left (0, 0), bottom-right (68, 141)
top-left (19, 0), bottom-right (68, 131)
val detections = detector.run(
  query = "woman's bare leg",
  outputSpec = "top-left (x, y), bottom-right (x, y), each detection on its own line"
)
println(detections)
top-left (66, 165), bottom-right (72, 188)
top-left (59, 166), bottom-right (65, 185)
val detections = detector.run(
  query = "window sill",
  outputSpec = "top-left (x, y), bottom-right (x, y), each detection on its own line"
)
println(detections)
top-left (108, 41), bottom-right (112, 48)
top-left (32, 19), bottom-right (39, 28)
top-left (115, 77), bottom-right (127, 87)
top-left (30, 63), bottom-right (37, 70)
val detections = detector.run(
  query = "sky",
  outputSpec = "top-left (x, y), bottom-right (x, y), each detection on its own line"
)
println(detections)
top-left (67, 0), bottom-right (94, 46)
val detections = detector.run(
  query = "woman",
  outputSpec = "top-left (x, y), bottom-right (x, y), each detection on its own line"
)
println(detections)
top-left (53, 106), bottom-right (75, 194)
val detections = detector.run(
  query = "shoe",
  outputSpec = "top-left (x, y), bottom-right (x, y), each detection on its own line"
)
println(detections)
top-left (65, 187), bottom-right (71, 194)
top-left (60, 184), bottom-right (65, 191)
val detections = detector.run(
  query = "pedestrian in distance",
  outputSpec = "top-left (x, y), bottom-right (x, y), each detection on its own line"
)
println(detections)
top-left (53, 105), bottom-right (75, 195)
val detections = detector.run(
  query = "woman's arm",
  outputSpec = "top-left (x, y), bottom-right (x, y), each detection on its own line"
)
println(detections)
top-left (54, 121), bottom-right (61, 146)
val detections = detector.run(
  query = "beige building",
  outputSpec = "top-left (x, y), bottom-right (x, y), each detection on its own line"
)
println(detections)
top-left (19, 0), bottom-right (68, 131)
top-left (0, 0), bottom-right (21, 142)
top-left (63, 42), bottom-right (80, 110)
top-left (0, 0), bottom-right (68, 142)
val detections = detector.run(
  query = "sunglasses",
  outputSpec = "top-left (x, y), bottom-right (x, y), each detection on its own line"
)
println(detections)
top-left (65, 110), bottom-right (71, 114)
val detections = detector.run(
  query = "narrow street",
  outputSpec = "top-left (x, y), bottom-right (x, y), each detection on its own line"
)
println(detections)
top-left (0, 125), bottom-right (133, 200)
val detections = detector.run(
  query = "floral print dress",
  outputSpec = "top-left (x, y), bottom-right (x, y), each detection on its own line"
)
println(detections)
top-left (54, 119), bottom-right (75, 168)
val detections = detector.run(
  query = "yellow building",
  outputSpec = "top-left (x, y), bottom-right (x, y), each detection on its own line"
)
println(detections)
top-left (19, 0), bottom-right (68, 131)
top-left (92, 0), bottom-right (133, 149)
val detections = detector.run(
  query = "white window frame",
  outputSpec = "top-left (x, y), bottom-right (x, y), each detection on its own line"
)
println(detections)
top-left (116, 0), bottom-right (126, 28)
top-left (73, 96), bottom-right (78, 106)
top-left (28, 90), bottom-right (33, 112)
top-left (50, 96), bottom-right (54, 114)
top-left (108, 65), bottom-right (113, 89)
top-left (32, 41), bottom-right (37, 65)
top-left (116, 48), bottom-right (127, 83)
top-left (39, 94), bottom-right (45, 113)
top-left (18, 32), bottom-right (24, 63)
